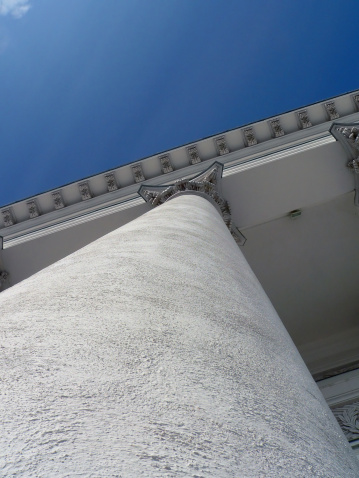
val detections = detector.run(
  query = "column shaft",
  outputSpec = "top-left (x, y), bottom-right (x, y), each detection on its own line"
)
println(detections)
top-left (0, 194), bottom-right (358, 477)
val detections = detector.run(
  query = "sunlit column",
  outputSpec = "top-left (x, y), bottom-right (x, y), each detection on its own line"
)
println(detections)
top-left (0, 189), bottom-right (358, 476)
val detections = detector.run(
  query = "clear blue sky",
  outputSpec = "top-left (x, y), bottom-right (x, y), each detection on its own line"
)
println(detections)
top-left (1, 0), bottom-right (358, 206)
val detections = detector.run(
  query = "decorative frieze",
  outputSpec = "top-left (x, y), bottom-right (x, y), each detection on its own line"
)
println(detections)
top-left (132, 164), bottom-right (145, 183)
top-left (27, 200), bottom-right (40, 219)
top-left (269, 119), bottom-right (284, 138)
top-left (78, 181), bottom-right (92, 201)
top-left (52, 191), bottom-right (65, 210)
top-left (242, 127), bottom-right (257, 147)
top-left (1, 208), bottom-right (15, 227)
top-left (324, 101), bottom-right (339, 120)
top-left (333, 402), bottom-right (359, 441)
top-left (104, 173), bottom-right (118, 192)
top-left (215, 136), bottom-right (229, 155)
top-left (159, 155), bottom-right (173, 174)
top-left (139, 162), bottom-right (246, 246)
top-left (187, 146), bottom-right (201, 165)
top-left (297, 110), bottom-right (312, 129)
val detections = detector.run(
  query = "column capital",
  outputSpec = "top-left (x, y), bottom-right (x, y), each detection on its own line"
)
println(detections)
top-left (138, 161), bottom-right (246, 245)
top-left (331, 123), bottom-right (359, 206)
top-left (333, 401), bottom-right (359, 441)
top-left (330, 123), bottom-right (359, 160)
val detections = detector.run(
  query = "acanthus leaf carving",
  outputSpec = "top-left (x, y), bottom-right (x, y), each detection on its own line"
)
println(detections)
top-left (336, 126), bottom-right (359, 155)
top-left (27, 200), bottom-right (40, 219)
top-left (297, 110), bottom-right (312, 129)
top-left (78, 182), bottom-right (92, 201)
top-left (187, 146), bottom-right (201, 165)
top-left (138, 162), bottom-right (246, 246)
top-left (269, 119), bottom-right (284, 138)
top-left (324, 101), bottom-right (339, 120)
top-left (1, 208), bottom-right (15, 227)
top-left (104, 173), bottom-right (118, 192)
top-left (243, 127), bottom-right (257, 146)
top-left (215, 137), bottom-right (229, 155)
top-left (333, 402), bottom-right (359, 441)
top-left (52, 191), bottom-right (65, 210)
top-left (132, 164), bottom-right (145, 183)
top-left (159, 155), bottom-right (173, 174)
top-left (331, 123), bottom-right (359, 207)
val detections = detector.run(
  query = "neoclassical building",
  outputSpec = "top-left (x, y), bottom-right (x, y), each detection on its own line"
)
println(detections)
top-left (1, 90), bottom-right (359, 476)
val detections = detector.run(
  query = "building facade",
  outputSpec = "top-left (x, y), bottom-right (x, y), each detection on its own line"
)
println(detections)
top-left (1, 91), bottom-right (359, 475)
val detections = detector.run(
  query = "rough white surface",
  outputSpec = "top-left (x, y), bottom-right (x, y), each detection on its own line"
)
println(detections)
top-left (0, 194), bottom-right (358, 477)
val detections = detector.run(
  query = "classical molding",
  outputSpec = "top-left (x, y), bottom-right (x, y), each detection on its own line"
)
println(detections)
top-left (333, 402), bottom-right (359, 441)
top-left (4, 196), bottom-right (144, 248)
top-left (215, 136), bottom-right (229, 155)
top-left (187, 146), bottom-right (201, 165)
top-left (324, 101), bottom-right (339, 120)
top-left (139, 162), bottom-right (246, 246)
top-left (52, 191), bottom-right (65, 210)
top-left (1, 208), bottom-right (15, 227)
top-left (131, 164), bottom-right (145, 183)
top-left (104, 173), bottom-right (118, 192)
top-left (315, 361), bottom-right (359, 383)
top-left (297, 110), bottom-right (312, 129)
top-left (1, 92), bottom-right (359, 235)
top-left (27, 200), bottom-right (40, 219)
top-left (79, 181), bottom-right (92, 201)
top-left (242, 127), bottom-right (257, 146)
top-left (269, 119), bottom-right (284, 138)
top-left (159, 154), bottom-right (173, 174)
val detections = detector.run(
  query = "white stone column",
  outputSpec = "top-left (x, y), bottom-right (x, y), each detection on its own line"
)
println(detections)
top-left (0, 193), bottom-right (358, 477)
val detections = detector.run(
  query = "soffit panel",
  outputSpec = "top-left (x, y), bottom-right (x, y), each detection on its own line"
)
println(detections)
top-left (241, 192), bottom-right (359, 351)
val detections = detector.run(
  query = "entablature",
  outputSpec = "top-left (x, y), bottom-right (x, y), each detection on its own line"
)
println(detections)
top-left (1, 90), bottom-right (359, 247)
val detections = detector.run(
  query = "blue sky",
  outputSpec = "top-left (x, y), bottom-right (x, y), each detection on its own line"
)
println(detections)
top-left (1, 0), bottom-right (359, 206)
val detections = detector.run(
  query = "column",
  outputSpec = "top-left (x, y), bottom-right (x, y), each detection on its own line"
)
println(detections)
top-left (0, 177), bottom-right (358, 476)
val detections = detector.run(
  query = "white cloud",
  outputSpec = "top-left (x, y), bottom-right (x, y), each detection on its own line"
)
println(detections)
top-left (0, 0), bottom-right (31, 18)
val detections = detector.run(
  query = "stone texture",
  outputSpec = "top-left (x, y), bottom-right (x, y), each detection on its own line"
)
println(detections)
top-left (0, 194), bottom-right (358, 477)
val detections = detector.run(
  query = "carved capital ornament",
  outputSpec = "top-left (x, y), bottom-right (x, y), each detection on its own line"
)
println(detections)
top-left (333, 402), bottom-right (359, 441)
top-left (139, 162), bottom-right (246, 245)
top-left (330, 123), bottom-right (359, 206)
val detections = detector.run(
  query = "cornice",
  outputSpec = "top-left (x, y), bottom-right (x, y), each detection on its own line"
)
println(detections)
top-left (2, 91), bottom-right (359, 246)
top-left (3, 196), bottom-right (144, 248)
